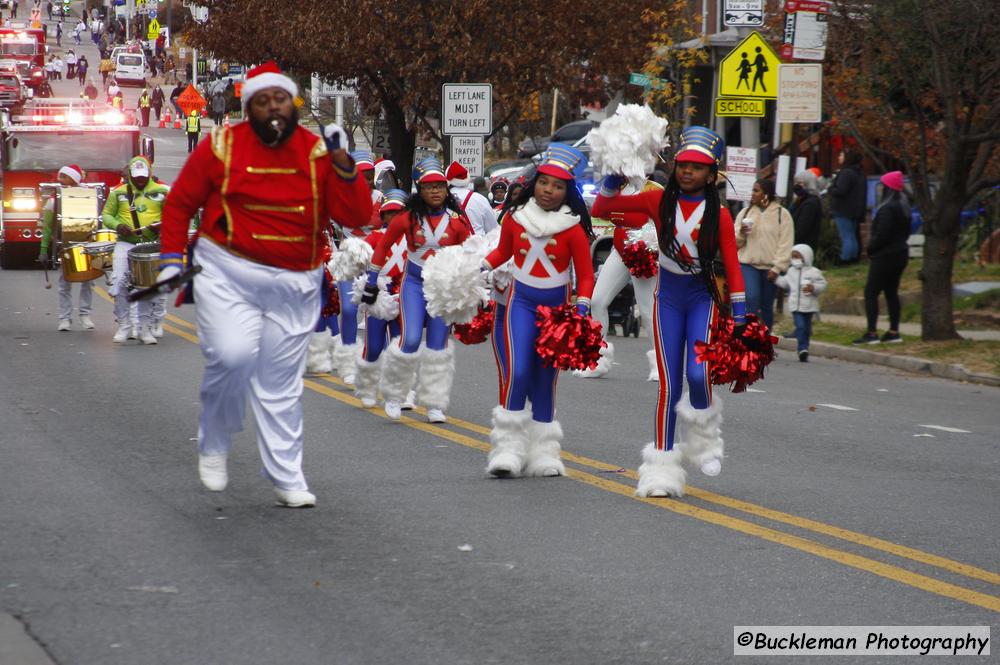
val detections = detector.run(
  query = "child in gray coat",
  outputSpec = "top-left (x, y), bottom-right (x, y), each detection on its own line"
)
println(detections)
top-left (776, 243), bottom-right (827, 362)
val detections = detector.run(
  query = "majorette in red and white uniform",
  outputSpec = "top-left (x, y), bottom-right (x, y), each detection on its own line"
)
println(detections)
top-left (480, 143), bottom-right (595, 479)
top-left (590, 125), bottom-right (746, 499)
top-left (364, 157), bottom-right (473, 423)
top-left (157, 61), bottom-right (372, 506)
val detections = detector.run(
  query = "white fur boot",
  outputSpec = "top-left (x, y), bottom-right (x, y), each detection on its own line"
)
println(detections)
top-left (334, 341), bottom-right (358, 385)
top-left (524, 419), bottom-right (565, 477)
top-left (675, 394), bottom-right (724, 476)
top-left (379, 343), bottom-right (420, 420)
top-left (573, 341), bottom-right (613, 378)
top-left (353, 353), bottom-right (381, 408)
top-left (646, 349), bottom-right (659, 381)
top-left (486, 406), bottom-right (530, 477)
top-left (306, 332), bottom-right (333, 375)
top-left (635, 443), bottom-right (687, 498)
top-left (416, 345), bottom-right (455, 423)
top-left (327, 335), bottom-right (342, 374)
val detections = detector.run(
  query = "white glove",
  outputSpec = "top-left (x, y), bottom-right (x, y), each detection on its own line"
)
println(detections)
top-left (158, 264), bottom-right (182, 283)
top-left (322, 122), bottom-right (349, 152)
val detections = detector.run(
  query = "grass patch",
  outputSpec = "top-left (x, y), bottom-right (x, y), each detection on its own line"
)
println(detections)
top-left (801, 321), bottom-right (1000, 376)
top-left (821, 259), bottom-right (1000, 302)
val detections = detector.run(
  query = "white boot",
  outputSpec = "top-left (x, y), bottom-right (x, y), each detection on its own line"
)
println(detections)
top-left (416, 345), bottom-right (455, 422)
top-left (486, 406), bottom-right (530, 477)
top-left (635, 443), bottom-right (687, 498)
top-left (353, 354), bottom-right (381, 408)
top-left (335, 341), bottom-right (358, 384)
top-left (524, 419), bottom-right (565, 477)
top-left (138, 324), bottom-right (157, 345)
top-left (573, 341), bottom-right (613, 378)
top-left (646, 349), bottom-right (659, 381)
top-left (327, 335), bottom-right (342, 374)
top-left (306, 332), bottom-right (333, 375)
top-left (675, 394), bottom-right (725, 477)
top-left (112, 322), bottom-right (131, 343)
top-left (198, 454), bottom-right (228, 491)
top-left (380, 343), bottom-right (420, 420)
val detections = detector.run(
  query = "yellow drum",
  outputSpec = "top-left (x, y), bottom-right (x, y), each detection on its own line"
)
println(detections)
top-left (91, 229), bottom-right (117, 243)
top-left (60, 244), bottom-right (103, 282)
top-left (83, 241), bottom-right (116, 271)
top-left (128, 242), bottom-right (161, 288)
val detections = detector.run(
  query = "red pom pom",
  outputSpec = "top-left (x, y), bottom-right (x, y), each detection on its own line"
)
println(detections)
top-left (454, 301), bottom-right (495, 345)
top-left (534, 303), bottom-right (607, 371)
top-left (620, 240), bottom-right (658, 279)
top-left (694, 314), bottom-right (778, 392)
top-left (320, 267), bottom-right (341, 317)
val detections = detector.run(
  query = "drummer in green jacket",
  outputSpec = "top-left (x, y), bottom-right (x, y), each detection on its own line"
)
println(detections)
top-left (39, 164), bottom-right (95, 332)
top-left (101, 156), bottom-right (171, 345)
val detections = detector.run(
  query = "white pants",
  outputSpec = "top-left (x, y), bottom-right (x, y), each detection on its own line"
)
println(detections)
top-left (110, 241), bottom-right (165, 326)
top-left (57, 269), bottom-right (93, 320)
top-left (193, 239), bottom-right (322, 491)
top-left (591, 248), bottom-right (655, 336)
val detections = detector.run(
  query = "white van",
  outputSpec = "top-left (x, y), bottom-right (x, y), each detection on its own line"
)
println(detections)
top-left (114, 52), bottom-right (146, 85)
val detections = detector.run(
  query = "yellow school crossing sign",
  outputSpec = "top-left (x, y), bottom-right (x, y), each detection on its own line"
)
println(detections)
top-left (718, 31), bottom-right (780, 100)
top-left (147, 18), bottom-right (160, 40)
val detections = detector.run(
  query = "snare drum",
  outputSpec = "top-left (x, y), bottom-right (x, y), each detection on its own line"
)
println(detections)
top-left (60, 244), bottom-right (104, 282)
top-left (91, 229), bottom-right (117, 243)
top-left (83, 241), bottom-right (116, 271)
top-left (128, 242), bottom-right (161, 288)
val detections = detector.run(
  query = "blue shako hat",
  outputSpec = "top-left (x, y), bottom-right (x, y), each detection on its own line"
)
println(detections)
top-left (411, 157), bottom-right (448, 184)
top-left (380, 188), bottom-right (409, 211)
top-left (536, 142), bottom-right (588, 180)
top-left (350, 150), bottom-right (376, 170)
top-left (675, 126), bottom-right (725, 167)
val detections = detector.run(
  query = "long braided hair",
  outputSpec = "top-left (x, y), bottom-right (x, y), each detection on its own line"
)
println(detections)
top-left (656, 167), bottom-right (726, 308)
top-left (405, 183), bottom-right (470, 236)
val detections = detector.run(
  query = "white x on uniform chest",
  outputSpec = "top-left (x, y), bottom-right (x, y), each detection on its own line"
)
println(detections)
top-left (419, 216), bottom-right (449, 260)
top-left (521, 234), bottom-right (560, 277)
top-left (675, 200), bottom-right (705, 261)
top-left (383, 238), bottom-right (407, 275)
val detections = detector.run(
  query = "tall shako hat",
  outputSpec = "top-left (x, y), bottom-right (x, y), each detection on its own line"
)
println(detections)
top-left (536, 142), bottom-right (588, 180)
top-left (351, 150), bottom-right (376, 171)
top-left (380, 188), bottom-right (409, 212)
top-left (412, 156), bottom-right (448, 184)
top-left (675, 126), bottom-right (725, 167)
top-left (241, 61), bottom-right (298, 110)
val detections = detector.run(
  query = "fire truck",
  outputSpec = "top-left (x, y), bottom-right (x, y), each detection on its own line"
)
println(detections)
top-left (0, 26), bottom-right (46, 93)
top-left (0, 98), bottom-right (155, 268)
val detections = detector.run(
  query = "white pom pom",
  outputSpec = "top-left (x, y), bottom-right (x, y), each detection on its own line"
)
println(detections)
top-left (640, 221), bottom-right (659, 252)
top-left (328, 236), bottom-right (373, 282)
top-left (351, 274), bottom-right (399, 320)
top-left (588, 104), bottom-right (669, 184)
top-left (422, 245), bottom-right (489, 325)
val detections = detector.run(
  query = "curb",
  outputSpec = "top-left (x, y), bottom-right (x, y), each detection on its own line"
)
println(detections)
top-left (776, 338), bottom-right (1000, 388)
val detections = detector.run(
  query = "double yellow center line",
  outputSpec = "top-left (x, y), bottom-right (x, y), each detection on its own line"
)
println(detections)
top-left (109, 294), bottom-right (1000, 614)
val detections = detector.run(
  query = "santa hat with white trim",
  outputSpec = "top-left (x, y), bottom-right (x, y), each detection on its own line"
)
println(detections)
top-left (241, 61), bottom-right (298, 110)
top-left (58, 164), bottom-right (84, 184)
top-left (445, 161), bottom-right (470, 188)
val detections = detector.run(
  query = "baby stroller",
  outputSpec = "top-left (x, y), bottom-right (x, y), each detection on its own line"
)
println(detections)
top-left (590, 234), bottom-right (639, 337)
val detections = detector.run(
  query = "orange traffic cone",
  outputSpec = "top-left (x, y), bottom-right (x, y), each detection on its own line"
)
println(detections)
top-left (173, 111), bottom-right (182, 129)
top-left (223, 114), bottom-right (230, 129)
top-left (162, 107), bottom-right (171, 126)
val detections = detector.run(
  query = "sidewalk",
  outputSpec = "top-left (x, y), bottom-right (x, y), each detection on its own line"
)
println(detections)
top-left (817, 313), bottom-right (1000, 342)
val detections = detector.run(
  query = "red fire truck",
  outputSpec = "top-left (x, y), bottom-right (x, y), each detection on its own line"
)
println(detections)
top-left (0, 26), bottom-right (46, 93)
top-left (0, 99), bottom-right (155, 268)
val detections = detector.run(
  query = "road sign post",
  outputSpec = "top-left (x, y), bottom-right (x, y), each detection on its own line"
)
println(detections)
top-left (723, 0), bottom-right (764, 27)
top-left (781, 0), bottom-right (830, 61)
top-left (718, 31), bottom-right (781, 100)
top-left (725, 146), bottom-right (758, 202)
top-left (777, 64), bottom-right (822, 123)
top-left (449, 135), bottom-right (484, 179)
top-left (441, 83), bottom-right (492, 135)
top-left (715, 98), bottom-right (765, 117)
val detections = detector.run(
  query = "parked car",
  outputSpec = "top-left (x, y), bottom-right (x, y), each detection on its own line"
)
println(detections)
top-left (517, 119), bottom-right (597, 158)
top-left (485, 158), bottom-right (532, 181)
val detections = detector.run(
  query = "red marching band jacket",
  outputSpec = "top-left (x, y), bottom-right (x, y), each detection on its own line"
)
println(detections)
top-left (160, 123), bottom-right (373, 270)
top-left (483, 209), bottom-right (595, 304)
top-left (364, 229), bottom-right (407, 281)
top-left (370, 210), bottom-right (473, 271)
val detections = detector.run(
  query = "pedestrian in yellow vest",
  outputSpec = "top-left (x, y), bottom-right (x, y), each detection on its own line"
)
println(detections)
top-left (112, 90), bottom-right (124, 110)
top-left (186, 110), bottom-right (201, 153)
top-left (137, 88), bottom-right (151, 127)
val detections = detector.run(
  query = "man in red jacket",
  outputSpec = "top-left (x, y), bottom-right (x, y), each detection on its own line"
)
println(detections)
top-left (158, 61), bottom-right (372, 507)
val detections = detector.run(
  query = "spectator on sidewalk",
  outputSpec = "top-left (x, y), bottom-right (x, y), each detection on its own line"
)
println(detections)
top-left (98, 54), bottom-right (113, 86)
top-left (151, 84), bottom-right (164, 121)
top-left (65, 49), bottom-right (76, 78)
top-left (790, 169), bottom-right (823, 253)
top-left (776, 244), bottom-right (827, 362)
top-left (76, 55), bottom-right (88, 85)
top-left (55, 20), bottom-right (62, 47)
top-left (827, 149), bottom-right (867, 265)
top-left (73, 18), bottom-right (85, 44)
top-left (853, 171), bottom-right (911, 345)
top-left (734, 177), bottom-right (794, 330)
top-left (169, 81), bottom-right (183, 116)
top-left (83, 78), bottom-right (98, 100)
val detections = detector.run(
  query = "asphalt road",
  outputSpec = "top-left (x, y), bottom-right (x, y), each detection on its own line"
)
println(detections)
top-left (2, 10), bottom-right (998, 665)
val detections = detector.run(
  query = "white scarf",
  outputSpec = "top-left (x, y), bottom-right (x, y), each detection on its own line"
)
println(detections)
top-left (513, 197), bottom-right (580, 238)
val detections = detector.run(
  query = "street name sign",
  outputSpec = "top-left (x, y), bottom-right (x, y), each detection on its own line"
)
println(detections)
top-left (715, 97), bottom-right (765, 117)
top-left (777, 64), bottom-right (822, 123)
top-left (441, 83), bottom-right (492, 135)
top-left (718, 31), bottom-right (780, 100)
top-left (450, 135), bottom-right (484, 178)
top-left (723, 0), bottom-right (764, 27)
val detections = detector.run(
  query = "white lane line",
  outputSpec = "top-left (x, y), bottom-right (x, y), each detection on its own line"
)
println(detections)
top-left (816, 403), bottom-right (859, 412)
top-left (918, 424), bottom-right (972, 434)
